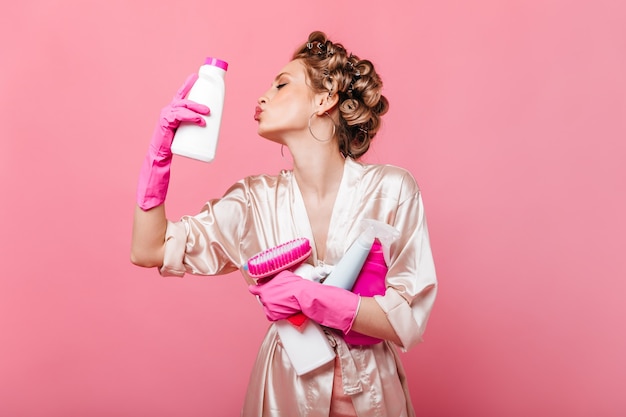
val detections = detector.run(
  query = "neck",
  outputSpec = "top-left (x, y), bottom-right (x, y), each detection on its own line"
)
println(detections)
top-left (290, 145), bottom-right (345, 198)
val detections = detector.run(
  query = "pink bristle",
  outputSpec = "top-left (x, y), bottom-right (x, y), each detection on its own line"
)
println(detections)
top-left (247, 238), bottom-right (312, 279)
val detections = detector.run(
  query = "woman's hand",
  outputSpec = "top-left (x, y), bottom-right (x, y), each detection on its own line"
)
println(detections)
top-left (136, 74), bottom-right (210, 210)
top-left (249, 271), bottom-right (360, 334)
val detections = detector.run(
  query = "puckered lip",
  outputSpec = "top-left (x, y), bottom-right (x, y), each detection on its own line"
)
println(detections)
top-left (254, 106), bottom-right (263, 121)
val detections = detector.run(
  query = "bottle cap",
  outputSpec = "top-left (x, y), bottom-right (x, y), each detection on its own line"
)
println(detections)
top-left (204, 57), bottom-right (228, 71)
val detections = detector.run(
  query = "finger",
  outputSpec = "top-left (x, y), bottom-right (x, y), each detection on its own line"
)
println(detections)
top-left (248, 284), bottom-right (261, 296)
top-left (177, 99), bottom-right (210, 115)
top-left (173, 107), bottom-right (207, 126)
top-left (174, 73), bottom-right (199, 100)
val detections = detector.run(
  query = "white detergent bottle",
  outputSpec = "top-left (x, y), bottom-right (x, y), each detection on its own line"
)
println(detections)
top-left (171, 57), bottom-right (228, 162)
top-left (275, 263), bottom-right (336, 376)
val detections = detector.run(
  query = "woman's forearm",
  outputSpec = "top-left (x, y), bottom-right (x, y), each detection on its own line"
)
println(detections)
top-left (130, 204), bottom-right (167, 268)
top-left (351, 297), bottom-right (402, 346)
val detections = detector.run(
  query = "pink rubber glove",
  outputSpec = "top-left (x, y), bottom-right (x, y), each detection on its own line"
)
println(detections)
top-left (344, 240), bottom-right (388, 345)
top-left (136, 74), bottom-right (210, 210)
top-left (249, 271), bottom-right (360, 334)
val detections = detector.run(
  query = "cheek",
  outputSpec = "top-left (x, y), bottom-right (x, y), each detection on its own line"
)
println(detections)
top-left (266, 98), bottom-right (310, 131)
top-left (284, 103), bottom-right (309, 126)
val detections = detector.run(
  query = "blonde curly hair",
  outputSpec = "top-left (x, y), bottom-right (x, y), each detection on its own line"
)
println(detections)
top-left (292, 31), bottom-right (389, 159)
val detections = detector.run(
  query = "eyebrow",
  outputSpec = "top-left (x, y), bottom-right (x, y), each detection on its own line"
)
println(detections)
top-left (273, 72), bottom-right (290, 85)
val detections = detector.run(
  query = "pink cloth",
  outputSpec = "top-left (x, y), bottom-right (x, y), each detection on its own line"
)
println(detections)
top-left (343, 240), bottom-right (387, 345)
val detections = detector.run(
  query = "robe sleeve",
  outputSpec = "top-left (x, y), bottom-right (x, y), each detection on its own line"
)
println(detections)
top-left (374, 173), bottom-right (437, 351)
top-left (160, 180), bottom-right (249, 277)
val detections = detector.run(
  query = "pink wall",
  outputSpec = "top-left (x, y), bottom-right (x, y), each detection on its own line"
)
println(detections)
top-left (1, 1), bottom-right (624, 416)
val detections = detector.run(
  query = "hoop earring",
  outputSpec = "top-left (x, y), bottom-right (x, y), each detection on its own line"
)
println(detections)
top-left (280, 145), bottom-right (285, 158)
top-left (308, 112), bottom-right (336, 143)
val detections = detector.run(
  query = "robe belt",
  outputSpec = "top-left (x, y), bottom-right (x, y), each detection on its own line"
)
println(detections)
top-left (324, 329), bottom-right (364, 395)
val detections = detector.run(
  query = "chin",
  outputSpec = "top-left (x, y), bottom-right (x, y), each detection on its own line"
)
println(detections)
top-left (257, 128), bottom-right (282, 144)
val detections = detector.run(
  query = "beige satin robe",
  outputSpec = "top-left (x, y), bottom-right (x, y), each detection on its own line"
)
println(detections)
top-left (160, 157), bottom-right (437, 417)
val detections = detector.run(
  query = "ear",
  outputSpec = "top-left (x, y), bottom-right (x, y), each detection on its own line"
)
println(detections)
top-left (313, 91), bottom-right (339, 115)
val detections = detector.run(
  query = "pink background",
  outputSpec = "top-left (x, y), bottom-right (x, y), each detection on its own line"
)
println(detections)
top-left (1, 1), bottom-right (625, 416)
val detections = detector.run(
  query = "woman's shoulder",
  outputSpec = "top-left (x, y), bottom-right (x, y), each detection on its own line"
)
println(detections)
top-left (224, 169), bottom-right (291, 197)
top-left (351, 159), bottom-right (421, 194)
top-left (241, 169), bottom-right (291, 186)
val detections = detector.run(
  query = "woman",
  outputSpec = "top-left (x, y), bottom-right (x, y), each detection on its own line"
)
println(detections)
top-left (131, 31), bottom-right (437, 417)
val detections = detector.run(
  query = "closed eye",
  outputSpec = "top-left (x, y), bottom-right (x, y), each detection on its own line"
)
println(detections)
top-left (276, 83), bottom-right (287, 90)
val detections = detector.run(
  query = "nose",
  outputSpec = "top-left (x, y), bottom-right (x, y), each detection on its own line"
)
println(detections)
top-left (258, 85), bottom-right (274, 105)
